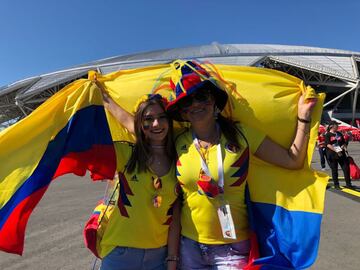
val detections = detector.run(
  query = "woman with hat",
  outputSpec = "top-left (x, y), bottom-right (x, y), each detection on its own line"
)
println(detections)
top-left (325, 120), bottom-right (353, 189)
top-left (166, 60), bottom-right (317, 269)
top-left (94, 80), bottom-right (181, 270)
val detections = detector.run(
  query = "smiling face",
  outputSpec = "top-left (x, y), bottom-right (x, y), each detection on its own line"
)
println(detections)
top-left (179, 90), bottom-right (215, 125)
top-left (141, 104), bottom-right (169, 145)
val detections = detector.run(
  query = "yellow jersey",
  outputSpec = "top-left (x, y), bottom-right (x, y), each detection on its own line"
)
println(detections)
top-left (175, 124), bottom-right (265, 244)
top-left (99, 141), bottom-right (178, 257)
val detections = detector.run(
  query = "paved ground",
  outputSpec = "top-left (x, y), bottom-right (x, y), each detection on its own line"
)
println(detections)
top-left (0, 177), bottom-right (105, 270)
top-left (1, 142), bottom-right (360, 270)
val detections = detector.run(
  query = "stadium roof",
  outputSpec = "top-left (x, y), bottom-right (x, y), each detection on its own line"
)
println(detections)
top-left (1, 43), bottom-right (359, 127)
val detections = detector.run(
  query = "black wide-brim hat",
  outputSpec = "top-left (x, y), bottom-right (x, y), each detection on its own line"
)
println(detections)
top-left (166, 60), bottom-right (228, 122)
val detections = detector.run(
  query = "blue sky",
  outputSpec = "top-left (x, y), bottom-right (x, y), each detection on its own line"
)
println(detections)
top-left (1, 0), bottom-right (359, 86)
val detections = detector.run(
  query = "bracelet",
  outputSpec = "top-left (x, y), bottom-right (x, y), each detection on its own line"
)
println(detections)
top-left (165, 255), bottom-right (179, 262)
top-left (297, 116), bottom-right (311, 124)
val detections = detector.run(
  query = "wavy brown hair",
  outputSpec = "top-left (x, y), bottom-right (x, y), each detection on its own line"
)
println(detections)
top-left (126, 98), bottom-right (176, 173)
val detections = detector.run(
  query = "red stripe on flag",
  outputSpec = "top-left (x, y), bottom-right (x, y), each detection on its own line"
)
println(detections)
top-left (53, 145), bottom-right (116, 181)
top-left (244, 231), bottom-right (262, 270)
top-left (0, 186), bottom-right (48, 255)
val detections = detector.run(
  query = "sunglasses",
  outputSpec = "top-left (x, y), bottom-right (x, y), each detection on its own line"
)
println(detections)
top-left (177, 90), bottom-right (211, 111)
top-left (152, 176), bottom-right (162, 208)
top-left (142, 113), bottom-right (168, 129)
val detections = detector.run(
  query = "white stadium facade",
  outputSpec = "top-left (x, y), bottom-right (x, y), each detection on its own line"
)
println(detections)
top-left (1, 44), bottom-right (359, 129)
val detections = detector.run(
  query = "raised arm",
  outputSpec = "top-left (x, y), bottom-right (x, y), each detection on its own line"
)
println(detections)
top-left (254, 94), bottom-right (317, 169)
top-left (93, 80), bottom-right (135, 133)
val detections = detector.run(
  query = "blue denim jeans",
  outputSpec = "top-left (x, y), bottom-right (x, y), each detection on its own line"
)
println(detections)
top-left (180, 236), bottom-right (249, 270)
top-left (100, 246), bottom-right (167, 270)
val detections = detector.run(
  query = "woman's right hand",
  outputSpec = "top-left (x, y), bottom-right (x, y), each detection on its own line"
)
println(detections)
top-left (93, 75), bottom-right (111, 103)
top-left (92, 75), bottom-right (135, 133)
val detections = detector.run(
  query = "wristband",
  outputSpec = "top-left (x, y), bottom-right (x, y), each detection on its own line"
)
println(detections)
top-left (297, 116), bottom-right (311, 124)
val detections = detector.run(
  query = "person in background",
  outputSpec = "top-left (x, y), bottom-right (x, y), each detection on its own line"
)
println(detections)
top-left (317, 131), bottom-right (328, 170)
top-left (325, 120), bottom-right (354, 189)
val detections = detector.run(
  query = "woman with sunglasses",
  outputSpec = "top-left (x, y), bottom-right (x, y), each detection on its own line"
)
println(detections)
top-left (165, 60), bottom-right (317, 269)
top-left (95, 80), bottom-right (180, 270)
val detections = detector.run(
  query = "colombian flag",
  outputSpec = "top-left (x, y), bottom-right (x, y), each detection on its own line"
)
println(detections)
top-left (0, 79), bottom-right (116, 255)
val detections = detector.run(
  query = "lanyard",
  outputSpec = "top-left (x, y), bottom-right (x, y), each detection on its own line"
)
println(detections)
top-left (192, 128), bottom-right (225, 191)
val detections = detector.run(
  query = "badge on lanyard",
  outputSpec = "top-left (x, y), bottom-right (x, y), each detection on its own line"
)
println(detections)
top-left (193, 128), bottom-right (237, 240)
top-left (217, 199), bottom-right (237, 240)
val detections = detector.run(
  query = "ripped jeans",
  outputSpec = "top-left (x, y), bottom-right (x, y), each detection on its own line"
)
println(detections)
top-left (180, 236), bottom-right (249, 270)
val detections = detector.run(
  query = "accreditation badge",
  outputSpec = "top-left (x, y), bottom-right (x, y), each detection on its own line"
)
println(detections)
top-left (217, 202), bottom-right (236, 240)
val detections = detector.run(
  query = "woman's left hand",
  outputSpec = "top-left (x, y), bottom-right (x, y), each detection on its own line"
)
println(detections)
top-left (298, 94), bottom-right (317, 121)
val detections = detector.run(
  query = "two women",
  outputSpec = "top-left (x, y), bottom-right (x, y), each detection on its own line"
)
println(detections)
top-left (95, 59), bottom-right (317, 269)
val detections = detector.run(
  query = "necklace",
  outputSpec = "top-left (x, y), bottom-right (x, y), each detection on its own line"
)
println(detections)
top-left (150, 145), bottom-right (166, 149)
top-left (198, 140), bottom-right (212, 149)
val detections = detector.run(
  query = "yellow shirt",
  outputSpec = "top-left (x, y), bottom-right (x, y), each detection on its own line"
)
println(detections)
top-left (100, 141), bottom-right (178, 257)
top-left (175, 124), bottom-right (265, 244)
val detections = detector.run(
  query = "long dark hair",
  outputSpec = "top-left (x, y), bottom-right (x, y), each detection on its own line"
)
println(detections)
top-left (217, 114), bottom-right (241, 148)
top-left (126, 98), bottom-right (176, 173)
top-left (208, 89), bottom-right (241, 148)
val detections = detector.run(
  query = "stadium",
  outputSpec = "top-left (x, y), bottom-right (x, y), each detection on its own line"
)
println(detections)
top-left (1, 43), bottom-right (359, 130)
